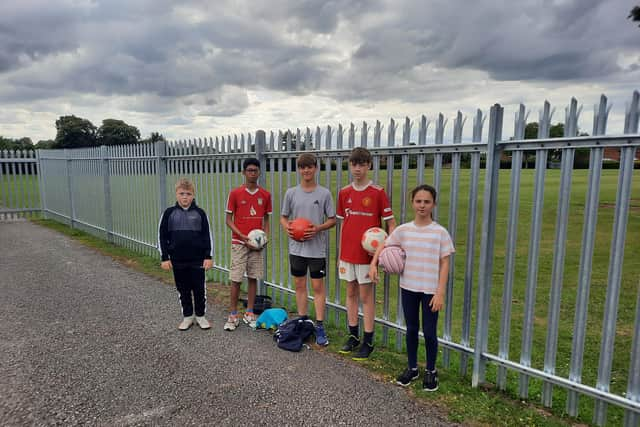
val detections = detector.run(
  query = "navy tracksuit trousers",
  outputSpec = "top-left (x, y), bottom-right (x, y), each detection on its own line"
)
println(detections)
top-left (173, 266), bottom-right (206, 317)
top-left (401, 288), bottom-right (439, 371)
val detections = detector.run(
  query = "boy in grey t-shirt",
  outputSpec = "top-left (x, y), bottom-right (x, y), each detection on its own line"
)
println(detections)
top-left (280, 153), bottom-right (336, 346)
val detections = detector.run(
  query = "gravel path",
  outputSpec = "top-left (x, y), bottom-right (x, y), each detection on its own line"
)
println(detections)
top-left (0, 220), bottom-right (457, 426)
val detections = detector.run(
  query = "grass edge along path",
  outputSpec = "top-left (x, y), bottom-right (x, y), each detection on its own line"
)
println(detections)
top-left (30, 218), bottom-right (584, 427)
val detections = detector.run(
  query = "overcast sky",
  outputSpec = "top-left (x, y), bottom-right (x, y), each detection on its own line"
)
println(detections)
top-left (0, 0), bottom-right (638, 144)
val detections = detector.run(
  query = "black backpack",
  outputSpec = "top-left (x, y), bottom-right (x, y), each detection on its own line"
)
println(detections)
top-left (273, 316), bottom-right (316, 352)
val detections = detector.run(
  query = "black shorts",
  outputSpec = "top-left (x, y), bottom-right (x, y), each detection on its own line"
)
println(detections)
top-left (289, 254), bottom-right (326, 279)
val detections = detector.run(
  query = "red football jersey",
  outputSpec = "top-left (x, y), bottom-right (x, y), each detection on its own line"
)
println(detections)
top-left (336, 182), bottom-right (394, 264)
top-left (226, 185), bottom-right (272, 245)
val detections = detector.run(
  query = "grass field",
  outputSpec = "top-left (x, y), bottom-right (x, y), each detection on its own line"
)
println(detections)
top-left (4, 162), bottom-right (639, 425)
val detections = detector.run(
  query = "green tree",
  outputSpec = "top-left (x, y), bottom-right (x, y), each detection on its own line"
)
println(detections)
top-left (523, 122), bottom-right (565, 166)
top-left (149, 132), bottom-right (165, 143)
top-left (55, 115), bottom-right (97, 148)
top-left (523, 122), bottom-right (538, 168)
top-left (35, 139), bottom-right (56, 149)
top-left (0, 136), bottom-right (15, 151)
top-left (549, 123), bottom-right (564, 138)
top-left (524, 122), bottom-right (539, 140)
top-left (141, 132), bottom-right (166, 144)
top-left (0, 136), bottom-right (34, 151)
top-left (97, 119), bottom-right (140, 146)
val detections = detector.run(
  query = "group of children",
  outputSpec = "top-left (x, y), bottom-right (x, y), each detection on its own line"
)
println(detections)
top-left (157, 147), bottom-right (454, 391)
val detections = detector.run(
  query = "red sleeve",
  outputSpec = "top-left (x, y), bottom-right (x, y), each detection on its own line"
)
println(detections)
top-left (336, 189), bottom-right (345, 218)
top-left (265, 190), bottom-right (273, 215)
top-left (379, 188), bottom-right (393, 220)
top-left (226, 189), bottom-right (235, 214)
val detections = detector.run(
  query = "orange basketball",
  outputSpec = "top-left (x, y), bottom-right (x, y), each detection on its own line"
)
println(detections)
top-left (290, 217), bottom-right (312, 241)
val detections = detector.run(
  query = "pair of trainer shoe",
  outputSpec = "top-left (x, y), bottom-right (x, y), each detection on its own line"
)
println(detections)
top-left (395, 367), bottom-right (439, 391)
top-left (315, 324), bottom-right (329, 346)
top-left (178, 315), bottom-right (211, 331)
top-left (339, 335), bottom-right (374, 360)
top-left (223, 312), bottom-right (256, 331)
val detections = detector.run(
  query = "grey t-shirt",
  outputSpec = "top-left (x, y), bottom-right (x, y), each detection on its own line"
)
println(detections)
top-left (281, 184), bottom-right (335, 258)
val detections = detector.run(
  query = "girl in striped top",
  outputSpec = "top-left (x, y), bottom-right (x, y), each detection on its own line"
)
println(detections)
top-left (369, 184), bottom-right (455, 391)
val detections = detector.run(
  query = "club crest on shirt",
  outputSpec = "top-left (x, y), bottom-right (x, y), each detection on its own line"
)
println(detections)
top-left (362, 196), bottom-right (372, 207)
top-left (257, 198), bottom-right (263, 205)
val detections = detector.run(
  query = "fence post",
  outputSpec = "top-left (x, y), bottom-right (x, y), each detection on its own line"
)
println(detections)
top-left (156, 140), bottom-right (167, 223)
top-left (101, 145), bottom-right (113, 243)
top-left (443, 111), bottom-right (464, 369)
top-left (623, 90), bottom-right (640, 427)
top-left (255, 130), bottom-right (267, 295)
top-left (594, 93), bottom-right (636, 426)
top-left (472, 103), bottom-right (503, 387)
top-left (35, 149), bottom-right (47, 219)
top-left (567, 95), bottom-right (606, 417)
top-left (65, 149), bottom-right (76, 228)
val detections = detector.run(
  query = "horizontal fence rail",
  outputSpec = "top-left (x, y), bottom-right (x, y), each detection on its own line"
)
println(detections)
top-left (4, 90), bottom-right (640, 426)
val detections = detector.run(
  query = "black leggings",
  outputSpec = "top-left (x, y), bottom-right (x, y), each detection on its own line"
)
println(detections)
top-left (401, 288), bottom-right (439, 371)
top-left (173, 266), bottom-right (206, 317)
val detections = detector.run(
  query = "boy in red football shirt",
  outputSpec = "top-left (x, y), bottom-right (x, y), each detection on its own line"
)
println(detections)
top-left (337, 147), bottom-right (396, 360)
top-left (224, 158), bottom-right (272, 331)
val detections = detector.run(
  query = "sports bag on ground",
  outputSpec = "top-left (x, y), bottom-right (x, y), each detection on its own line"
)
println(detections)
top-left (273, 316), bottom-right (315, 352)
top-left (255, 308), bottom-right (288, 330)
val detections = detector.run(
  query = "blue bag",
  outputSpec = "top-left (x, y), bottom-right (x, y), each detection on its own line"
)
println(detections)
top-left (273, 316), bottom-right (316, 352)
top-left (255, 308), bottom-right (288, 330)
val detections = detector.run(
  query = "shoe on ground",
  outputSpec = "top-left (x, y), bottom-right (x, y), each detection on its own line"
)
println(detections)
top-left (223, 315), bottom-right (239, 331)
top-left (315, 324), bottom-right (329, 346)
top-left (396, 368), bottom-right (420, 386)
top-left (195, 316), bottom-right (211, 329)
top-left (339, 335), bottom-right (360, 354)
top-left (243, 312), bottom-right (257, 329)
top-left (352, 342), bottom-right (374, 361)
top-left (423, 369), bottom-right (439, 391)
top-left (178, 316), bottom-right (194, 331)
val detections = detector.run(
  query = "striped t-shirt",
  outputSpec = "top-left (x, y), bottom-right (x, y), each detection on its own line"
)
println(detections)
top-left (384, 221), bottom-right (455, 294)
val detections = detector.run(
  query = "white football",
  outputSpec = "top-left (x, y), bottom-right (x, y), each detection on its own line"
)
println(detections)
top-left (247, 229), bottom-right (268, 249)
top-left (361, 227), bottom-right (388, 254)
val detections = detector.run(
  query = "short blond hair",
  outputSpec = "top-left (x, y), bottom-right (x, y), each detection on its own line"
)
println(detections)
top-left (175, 178), bottom-right (195, 193)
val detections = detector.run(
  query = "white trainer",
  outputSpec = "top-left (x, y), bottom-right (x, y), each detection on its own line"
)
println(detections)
top-left (223, 315), bottom-right (240, 331)
top-left (178, 316), bottom-right (194, 331)
top-left (195, 316), bottom-right (211, 330)
top-left (243, 312), bottom-right (257, 329)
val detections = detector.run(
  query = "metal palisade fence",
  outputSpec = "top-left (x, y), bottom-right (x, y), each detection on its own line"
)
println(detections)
top-left (1, 91), bottom-right (639, 426)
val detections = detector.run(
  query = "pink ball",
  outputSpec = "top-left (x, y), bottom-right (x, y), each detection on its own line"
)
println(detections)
top-left (378, 245), bottom-right (406, 274)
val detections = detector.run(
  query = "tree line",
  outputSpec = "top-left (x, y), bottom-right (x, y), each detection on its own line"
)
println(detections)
top-left (0, 115), bottom-right (165, 152)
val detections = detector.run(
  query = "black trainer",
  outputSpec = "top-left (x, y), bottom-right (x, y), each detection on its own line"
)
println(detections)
top-left (396, 368), bottom-right (419, 386)
top-left (352, 342), bottom-right (374, 360)
top-left (339, 335), bottom-right (360, 354)
top-left (423, 369), bottom-right (439, 391)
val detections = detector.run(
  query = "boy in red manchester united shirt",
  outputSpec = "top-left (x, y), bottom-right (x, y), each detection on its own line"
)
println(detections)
top-left (337, 147), bottom-right (396, 360)
top-left (224, 158), bottom-right (272, 331)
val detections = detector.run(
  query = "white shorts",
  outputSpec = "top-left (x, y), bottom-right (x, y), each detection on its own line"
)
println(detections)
top-left (338, 260), bottom-right (373, 284)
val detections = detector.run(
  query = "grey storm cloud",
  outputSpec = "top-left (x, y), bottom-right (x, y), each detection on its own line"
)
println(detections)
top-left (0, 0), bottom-right (638, 115)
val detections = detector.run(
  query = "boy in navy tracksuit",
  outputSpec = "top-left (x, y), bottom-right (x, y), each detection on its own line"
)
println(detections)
top-left (158, 178), bottom-right (214, 330)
